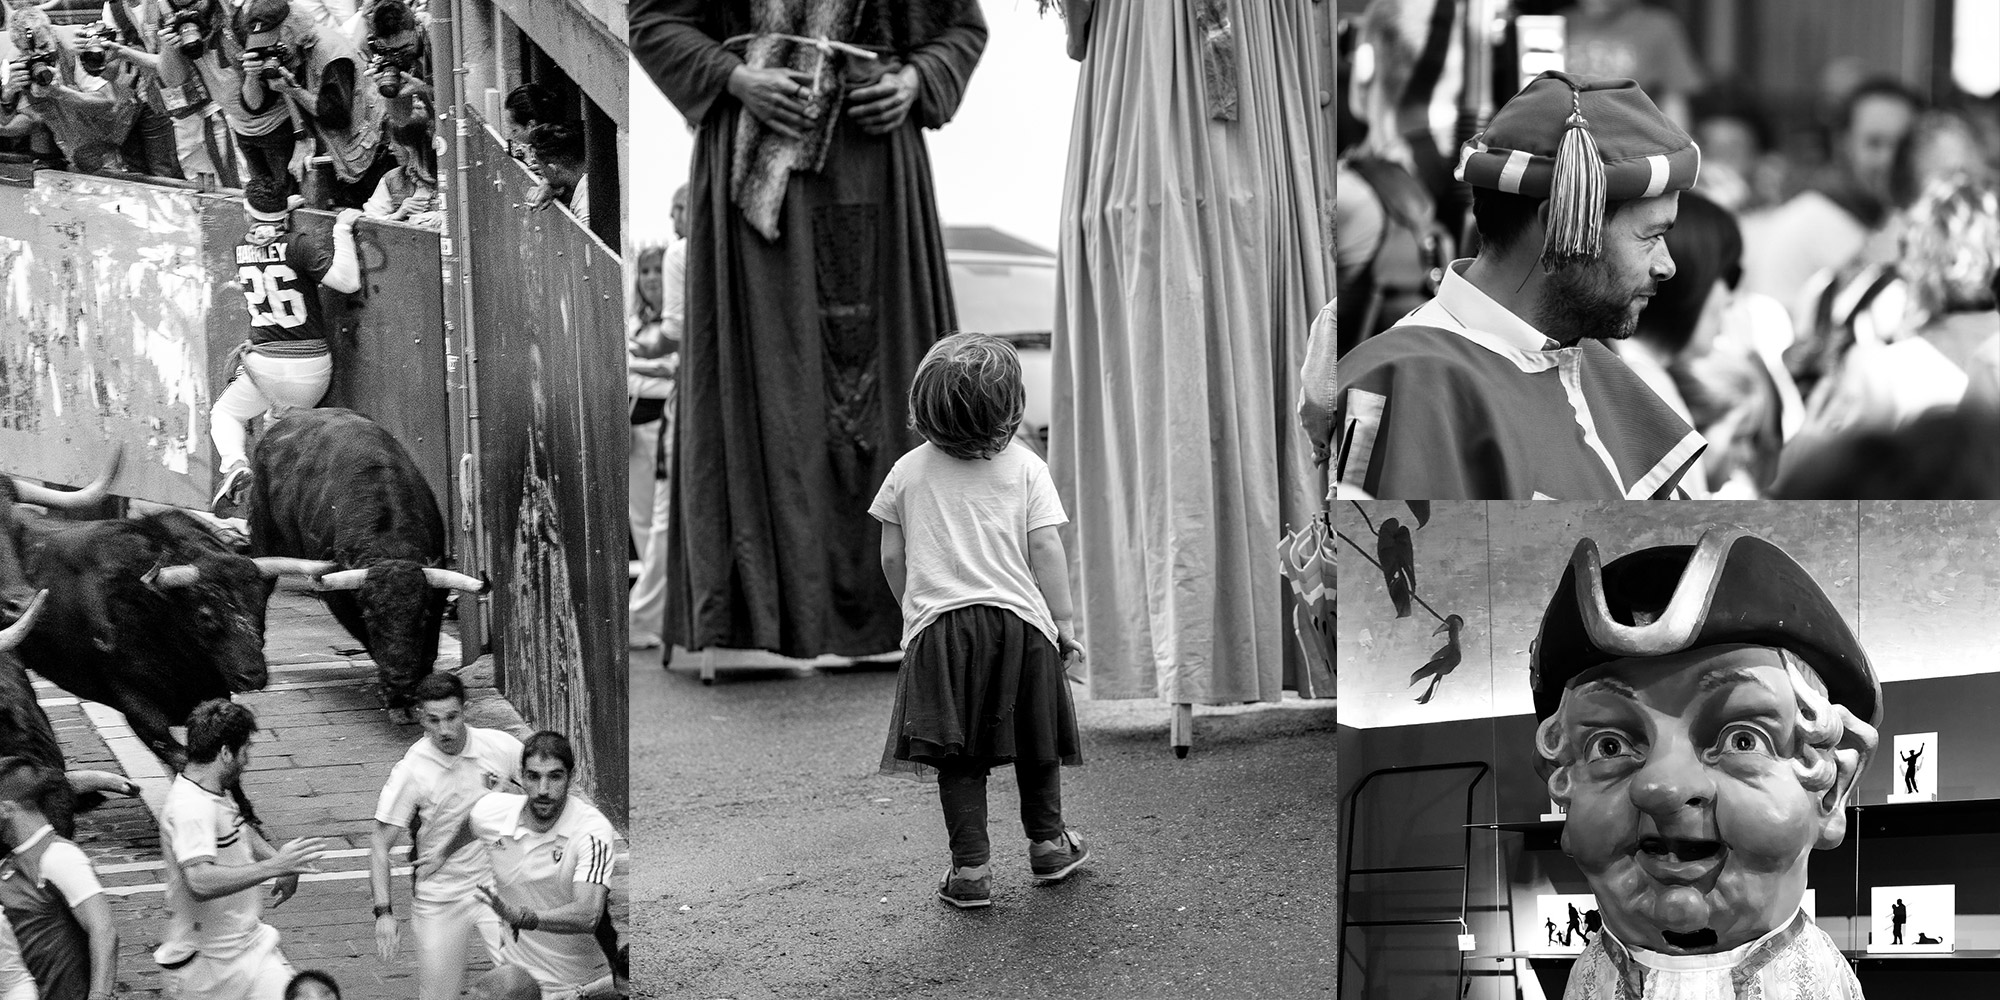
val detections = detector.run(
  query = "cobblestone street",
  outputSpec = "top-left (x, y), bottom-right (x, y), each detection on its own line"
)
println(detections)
top-left (29, 579), bottom-right (628, 1000)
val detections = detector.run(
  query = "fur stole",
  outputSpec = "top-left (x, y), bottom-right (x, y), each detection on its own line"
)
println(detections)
top-left (728, 0), bottom-right (977, 242)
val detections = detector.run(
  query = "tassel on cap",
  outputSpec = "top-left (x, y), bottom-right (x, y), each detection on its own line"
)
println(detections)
top-left (1541, 86), bottom-right (1606, 271)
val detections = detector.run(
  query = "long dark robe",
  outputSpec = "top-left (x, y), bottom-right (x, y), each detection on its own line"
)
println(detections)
top-left (630, 0), bottom-right (984, 658)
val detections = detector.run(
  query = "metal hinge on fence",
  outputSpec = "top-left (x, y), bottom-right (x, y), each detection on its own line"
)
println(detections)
top-left (457, 452), bottom-right (475, 534)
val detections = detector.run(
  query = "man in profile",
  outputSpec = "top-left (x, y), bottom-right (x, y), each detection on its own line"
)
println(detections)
top-left (1336, 72), bottom-right (1706, 499)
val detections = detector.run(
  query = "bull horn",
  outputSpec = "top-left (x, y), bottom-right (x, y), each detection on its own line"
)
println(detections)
top-left (254, 557), bottom-right (342, 579)
top-left (8, 444), bottom-right (123, 510)
top-left (423, 568), bottom-right (489, 594)
top-left (315, 569), bottom-right (371, 591)
top-left (144, 565), bottom-right (203, 589)
top-left (0, 590), bottom-right (47, 652)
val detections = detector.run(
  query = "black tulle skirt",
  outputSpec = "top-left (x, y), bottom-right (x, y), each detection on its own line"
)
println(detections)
top-left (879, 604), bottom-right (1083, 779)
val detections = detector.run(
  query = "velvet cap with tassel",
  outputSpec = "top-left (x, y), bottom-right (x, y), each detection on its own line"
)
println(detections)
top-left (1453, 71), bottom-right (1701, 271)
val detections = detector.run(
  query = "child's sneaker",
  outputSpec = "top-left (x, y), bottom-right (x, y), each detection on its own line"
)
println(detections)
top-left (1029, 830), bottom-right (1090, 884)
top-left (937, 865), bottom-right (992, 909)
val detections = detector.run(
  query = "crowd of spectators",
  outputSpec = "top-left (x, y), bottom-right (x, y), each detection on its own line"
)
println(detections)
top-left (2, 0), bottom-right (593, 232)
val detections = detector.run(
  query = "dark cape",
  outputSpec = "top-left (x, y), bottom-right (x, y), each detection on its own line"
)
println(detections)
top-left (629, 0), bottom-right (984, 658)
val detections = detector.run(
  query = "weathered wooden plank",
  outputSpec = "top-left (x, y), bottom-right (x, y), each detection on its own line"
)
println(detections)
top-left (462, 114), bottom-right (628, 825)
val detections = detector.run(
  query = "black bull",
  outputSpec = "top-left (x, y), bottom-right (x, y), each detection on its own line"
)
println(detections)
top-left (248, 408), bottom-right (485, 711)
top-left (5, 462), bottom-right (333, 827)
top-left (0, 591), bottom-right (78, 836)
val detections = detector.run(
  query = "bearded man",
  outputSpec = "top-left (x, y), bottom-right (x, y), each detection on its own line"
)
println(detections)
top-left (1336, 71), bottom-right (1707, 500)
top-left (1531, 528), bottom-right (1877, 999)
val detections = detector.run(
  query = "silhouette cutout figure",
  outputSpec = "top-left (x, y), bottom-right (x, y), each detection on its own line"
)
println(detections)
top-left (1565, 902), bottom-right (1583, 947)
top-left (1546, 917), bottom-right (1560, 947)
top-left (1892, 898), bottom-right (1907, 944)
top-left (1917, 932), bottom-right (1941, 944)
top-left (1583, 907), bottom-right (1602, 944)
top-left (1901, 743), bottom-right (1926, 794)
top-left (1377, 517), bottom-right (1416, 617)
top-left (1410, 614), bottom-right (1464, 704)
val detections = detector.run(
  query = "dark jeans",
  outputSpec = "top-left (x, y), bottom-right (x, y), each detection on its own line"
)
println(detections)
top-left (120, 101), bottom-right (183, 179)
top-left (237, 128), bottom-right (296, 192)
top-left (936, 760), bottom-right (1065, 869)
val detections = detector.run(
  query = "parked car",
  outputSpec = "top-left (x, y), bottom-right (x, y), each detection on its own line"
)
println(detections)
top-left (943, 226), bottom-right (1057, 455)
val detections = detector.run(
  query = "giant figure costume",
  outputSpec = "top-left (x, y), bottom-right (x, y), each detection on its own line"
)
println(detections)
top-left (629, 0), bottom-right (984, 658)
top-left (1531, 529), bottom-right (1877, 999)
top-left (1052, 0), bottom-right (1329, 704)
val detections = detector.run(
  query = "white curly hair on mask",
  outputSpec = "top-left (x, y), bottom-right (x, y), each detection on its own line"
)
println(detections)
top-left (1535, 649), bottom-right (1879, 810)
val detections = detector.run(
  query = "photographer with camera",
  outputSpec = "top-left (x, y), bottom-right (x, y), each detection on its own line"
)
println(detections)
top-left (77, 7), bottom-right (188, 179)
top-left (3, 7), bottom-right (137, 174)
top-left (152, 0), bottom-right (283, 189)
top-left (362, 0), bottom-right (430, 129)
top-left (237, 0), bottom-right (387, 208)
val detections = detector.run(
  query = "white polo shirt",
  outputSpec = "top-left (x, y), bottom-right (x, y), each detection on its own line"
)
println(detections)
top-left (374, 726), bottom-right (524, 902)
top-left (467, 793), bottom-right (617, 993)
top-left (157, 775), bottom-right (266, 963)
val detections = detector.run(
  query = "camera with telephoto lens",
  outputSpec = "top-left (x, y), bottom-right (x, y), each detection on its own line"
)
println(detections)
top-left (243, 46), bottom-right (287, 81)
top-left (164, 4), bottom-right (210, 58)
top-left (366, 41), bottom-right (416, 97)
top-left (23, 46), bottom-right (59, 89)
top-left (76, 23), bottom-right (119, 76)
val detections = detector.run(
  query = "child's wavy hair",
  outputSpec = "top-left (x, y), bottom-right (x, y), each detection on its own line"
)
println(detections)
top-left (1534, 649), bottom-right (1879, 831)
top-left (908, 332), bottom-right (1025, 461)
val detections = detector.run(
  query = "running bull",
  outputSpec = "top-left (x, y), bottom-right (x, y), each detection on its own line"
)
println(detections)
top-left (247, 408), bottom-right (486, 712)
top-left (5, 455), bottom-right (328, 824)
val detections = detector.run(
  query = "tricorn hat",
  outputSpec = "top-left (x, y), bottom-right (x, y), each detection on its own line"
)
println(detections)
top-left (1455, 71), bottom-right (1701, 269)
top-left (1530, 528), bottom-right (1879, 727)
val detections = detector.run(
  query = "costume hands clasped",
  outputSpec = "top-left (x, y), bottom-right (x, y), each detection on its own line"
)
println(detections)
top-left (849, 66), bottom-right (918, 135)
top-left (730, 65), bottom-right (815, 140)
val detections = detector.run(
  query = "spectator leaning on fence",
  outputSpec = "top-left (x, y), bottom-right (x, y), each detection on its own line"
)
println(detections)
top-left (362, 115), bottom-right (438, 226)
top-left (521, 121), bottom-right (584, 225)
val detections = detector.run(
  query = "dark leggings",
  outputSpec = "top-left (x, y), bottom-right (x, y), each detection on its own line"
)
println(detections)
top-left (936, 760), bottom-right (1065, 869)
top-left (236, 129), bottom-right (296, 193)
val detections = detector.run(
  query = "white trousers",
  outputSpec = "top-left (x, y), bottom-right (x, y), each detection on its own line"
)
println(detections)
top-left (412, 893), bottom-right (506, 1000)
top-left (165, 924), bottom-right (292, 1000)
top-left (210, 352), bottom-right (333, 471)
top-left (628, 412), bottom-right (673, 640)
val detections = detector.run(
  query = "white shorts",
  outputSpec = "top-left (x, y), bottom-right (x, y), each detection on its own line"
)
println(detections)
top-left (164, 924), bottom-right (292, 1000)
top-left (411, 893), bottom-right (507, 1000)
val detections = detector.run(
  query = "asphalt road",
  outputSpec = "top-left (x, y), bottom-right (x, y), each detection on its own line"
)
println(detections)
top-left (631, 652), bottom-right (1337, 1000)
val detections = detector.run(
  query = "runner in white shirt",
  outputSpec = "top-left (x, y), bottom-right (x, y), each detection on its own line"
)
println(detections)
top-left (156, 701), bottom-right (329, 1000)
top-left (0, 757), bottom-right (120, 1000)
top-left (0, 919), bottom-right (34, 1000)
top-left (424, 732), bottom-right (617, 1000)
top-left (369, 671), bottom-right (524, 1000)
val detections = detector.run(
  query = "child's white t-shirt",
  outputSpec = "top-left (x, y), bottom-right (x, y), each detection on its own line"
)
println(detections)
top-left (869, 439), bottom-right (1069, 650)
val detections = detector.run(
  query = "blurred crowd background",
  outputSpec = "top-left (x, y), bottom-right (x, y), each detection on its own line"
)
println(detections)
top-left (1336, 0), bottom-right (2000, 497)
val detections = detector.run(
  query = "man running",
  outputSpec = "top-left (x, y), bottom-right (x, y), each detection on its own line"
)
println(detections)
top-left (424, 733), bottom-right (617, 1000)
top-left (156, 701), bottom-right (330, 1000)
top-left (210, 179), bottom-right (363, 515)
top-left (0, 758), bottom-right (119, 1000)
top-left (370, 672), bottom-right (524, 1000)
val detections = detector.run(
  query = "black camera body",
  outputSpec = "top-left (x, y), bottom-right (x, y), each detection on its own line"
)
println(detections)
top-left (75, 22), bottom-right (119, 75)
top-left (367, 53), bottom-right (408, 96)
top-left (165, 6), bottom-right (210, 59)
top-left (23, 48), bottom-right (59, 89)
top-left (243, 46), bottom-right (288, 81)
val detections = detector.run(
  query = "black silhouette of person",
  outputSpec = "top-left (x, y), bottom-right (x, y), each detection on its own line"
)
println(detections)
top-left (1892, 898), bottom-right (1908, 944)
top-left (1565, 903), bottom-right (1583, 947)
top-left (1546, 917), bottom-right (1560, 947)
top-left (1901, 743), bottom-right (1926, 794)
top-left (1583, 907), bottom-right (1602, 944)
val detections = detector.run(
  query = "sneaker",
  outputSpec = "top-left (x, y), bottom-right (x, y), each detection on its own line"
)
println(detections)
top-left (937, 866), bottom-right (992, 909)
top-left (210, 465), bottom-right (252, 516)
top-left (1029, 831), bottom-right (1090, 884)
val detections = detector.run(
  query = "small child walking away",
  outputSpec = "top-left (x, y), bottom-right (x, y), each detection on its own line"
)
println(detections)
top-left (869, 332), bottom-right (1090, 910)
